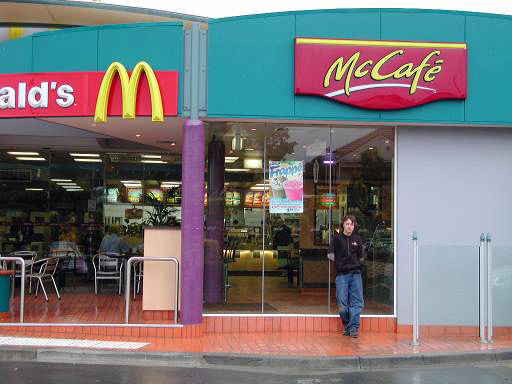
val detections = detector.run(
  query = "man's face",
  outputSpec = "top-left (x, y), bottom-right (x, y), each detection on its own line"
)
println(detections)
top-left (343, 219), bottom-right (354, 236)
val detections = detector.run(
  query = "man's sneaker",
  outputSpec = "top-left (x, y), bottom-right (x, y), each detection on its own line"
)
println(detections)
top-left (350, 331), bottom-right (358, 338)
top-left (342, 329), bottom-right (350, 336)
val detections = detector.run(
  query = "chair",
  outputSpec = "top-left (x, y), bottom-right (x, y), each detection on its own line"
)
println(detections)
top-left (132, 260), bottom-right (143, 299)
top-left (92, 253), bottom-right (123, 295)
top-left (9, 251), bottom-right (37, 295)
top-left (28, 256), bottom-right (61, 301)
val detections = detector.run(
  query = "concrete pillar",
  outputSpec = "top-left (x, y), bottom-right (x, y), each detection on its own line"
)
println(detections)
top-left (180, 119), bottom-right (205, 324)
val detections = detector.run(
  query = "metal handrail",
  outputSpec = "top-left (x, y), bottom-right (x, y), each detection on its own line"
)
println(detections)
top-left (125, 257), bottom-right (179, 324)
top-left (411, 232), bottom-right (419, 346)
top-left (0, 256), bottom-right (26, 323)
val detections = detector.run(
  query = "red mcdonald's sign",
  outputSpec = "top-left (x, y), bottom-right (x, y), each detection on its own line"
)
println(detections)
top-left (295, 38), bottom-right (467, 110)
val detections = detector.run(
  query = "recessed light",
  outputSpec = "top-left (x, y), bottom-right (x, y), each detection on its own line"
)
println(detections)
top-left (8, 152), bottom-right (40, 156)
top-left (136, 134), bottom-right (141, 138)
top-left (16, 157), bottom-right (46, 161)
top-left (250, 128), bottom-right (257, 131)
top-left (385, 140), bottom-right (390, 144)
top-left (170, 142), bottom-right (176, 146)
top-left (369, 147), bottom-right (374, 150)
top-left (73, 158), bottom-right (103, 162)
top-left (69, 153), bottom-right (100, 157)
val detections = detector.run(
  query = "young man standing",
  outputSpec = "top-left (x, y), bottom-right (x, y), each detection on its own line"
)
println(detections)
top-left (328, 215), bottom-right (364, 338)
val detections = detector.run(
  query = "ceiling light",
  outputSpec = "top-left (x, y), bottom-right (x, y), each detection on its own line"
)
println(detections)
top-left (141, 155), bottom-right (162, 159)
top-left (385, 140), bottom-right (390, 144)
top-left (121, 181), bottom-right (141, 184)
top-left (225, 157), bottom-right (239, 163)
top-left (74, 158), bottom-right (103, 162)
top-left (51, 179), bottom-right (72, 182)
top-left (25, 188), bottom-right (43, 191)
top-left (65, 189), bottom-right (84, 192)
top-left (170, 142), bottom-right (176, 146)
top-left (8, 152), bottom-right (40, 156)
top-left (369, 147), bottom-right (374, 150)
top-left (63, 186), bottom-right (82, 190)
top-left (56, 182), bottom-right (77, 186)
top-left (250, 128), bottom-right (257, 131)
top-left (123, 183), bottom-right (142, 187)
top-left (16, 157), bottom-right (46, 161)
top-left (161, 181), bottom-right (181, 185)
top-left (225, 168), bottom-right (250, 172)
top-left (250, 186), bottom-right (268, 190)
top-left (244, 148), bottom-right (254, 151)
top-left (69, 153), bottom-right (100, 157)
top-left (243, 158), bottom-right (263, 169)
top-left (136, 134), bottom-right (141, 137)
top-left (141, 160), bottom-right (167, 164)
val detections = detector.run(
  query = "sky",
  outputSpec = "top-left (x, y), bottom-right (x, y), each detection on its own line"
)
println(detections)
top-left (79, 1), bottom-right (512, 18)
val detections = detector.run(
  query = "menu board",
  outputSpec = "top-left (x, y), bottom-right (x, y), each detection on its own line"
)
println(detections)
top-left (127, 188), bottom-right (143, 203)
top-left (269, 161), bottom-right (304, 213)
top-left (147, 188), bottom-right (163, 202)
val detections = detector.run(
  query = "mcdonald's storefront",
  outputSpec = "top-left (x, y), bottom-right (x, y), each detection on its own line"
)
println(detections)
top-left (1, 8), bottom-right (512, 337)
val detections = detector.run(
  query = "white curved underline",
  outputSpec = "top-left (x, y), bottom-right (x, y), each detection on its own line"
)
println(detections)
top-left (325, 83), bottom-right (437, 97)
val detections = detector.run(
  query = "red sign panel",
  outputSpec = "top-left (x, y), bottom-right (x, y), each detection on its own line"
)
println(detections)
top-left (0, 69), bottom-right (178, 118)
top-left (295, 38), bottom-right (467, 110)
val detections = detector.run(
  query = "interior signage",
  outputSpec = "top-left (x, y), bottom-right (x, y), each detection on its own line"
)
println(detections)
top-left (0, 62), bottom-right (178, 120)
top-left (295, 38), bottom-right (467, 110)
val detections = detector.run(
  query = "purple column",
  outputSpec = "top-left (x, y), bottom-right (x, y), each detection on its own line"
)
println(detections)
top-left (181, 119), bottom-right (205, 324)
top-left (205, 137), bottom-right (225, 303)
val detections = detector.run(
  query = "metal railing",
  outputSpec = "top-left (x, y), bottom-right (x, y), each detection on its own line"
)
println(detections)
top-left (1, 256), bottom-right (26, 323)
top-left (412, 232), bottom-right (495, 346)
top-left (125, 257), bottom-right (179, 324)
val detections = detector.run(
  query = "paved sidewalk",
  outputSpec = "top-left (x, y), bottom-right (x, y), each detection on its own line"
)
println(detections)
top-left (0, 331), bottom-right (511, 358)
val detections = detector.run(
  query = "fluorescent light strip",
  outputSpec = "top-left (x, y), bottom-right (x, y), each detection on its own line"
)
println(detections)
top-left (25, 188), bottom-right (43, 191)
top-left (225, 157), bottom-right (239, 163)
top-left (123, 183), bottom-right (142, 187)
top-left (74, 159), bottom-right (102, 163)
top-left (16, 157), bottom-right (46, 161)
top-left (51, 179), bottom-right (72, 182)
top-left (141, 160), bottom-right (167, 164)
top-left (8, 152), bottom-right (40, 156)
top-left (141, 155), bottom-right (162, 159)
top-left (57, 182), bottom-right (77, 186)
top-left (69, 153), bottom-right (100, 157)
top-left (225, 168), bottom-right (250, 172)
top-left (120, 180), bottom-right (141, 184)
top-left (65, 189), bottom-right (84, 192)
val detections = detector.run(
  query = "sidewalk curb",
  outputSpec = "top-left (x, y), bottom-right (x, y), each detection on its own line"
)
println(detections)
top-left (0, 347), bottom-right (511, 370)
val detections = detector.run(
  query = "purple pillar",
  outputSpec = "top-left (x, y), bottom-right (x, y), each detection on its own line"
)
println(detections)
top-left (181, 119), bottom-right (205, 324)
top-left (205, 137), bottom-right (225, 303)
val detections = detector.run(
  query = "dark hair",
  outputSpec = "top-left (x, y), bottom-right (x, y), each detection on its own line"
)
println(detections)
top-left (342, 215), bottom-right (357, 227)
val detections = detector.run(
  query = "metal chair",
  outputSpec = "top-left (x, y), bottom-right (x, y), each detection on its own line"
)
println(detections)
top-left (9, 251), bottom-right (37, 294)
top-left (28, 256), bottom-right (61, 301)
top-left (92, 253), bottom-right (123, 295)
top-left (132, 260), bottom-right (143, 299)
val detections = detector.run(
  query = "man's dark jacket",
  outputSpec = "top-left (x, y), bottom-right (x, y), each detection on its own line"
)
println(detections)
top-left (328, 231), bottom-right (364, 275)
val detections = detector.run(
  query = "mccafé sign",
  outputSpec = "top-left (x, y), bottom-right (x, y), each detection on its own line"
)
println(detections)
top-left (0, 62), bottom-right (178, 120)
top-left (295, 38), bottom-right (467, 110)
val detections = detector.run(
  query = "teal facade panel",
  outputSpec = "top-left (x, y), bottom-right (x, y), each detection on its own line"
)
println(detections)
top-left (0, 37), bottom-right (32, 73)
top-left (465, 16), bottom-right (512, 123)
top-left (294, 11), bottom-right (381, 120)
top-left (98, 24), bottom-right (184, 114)
top-left (379, 11), bottom-right (466, 122)
top-left (208, 15), bottom-right (296, 117)
top-left (33, 29), bottom-right (98, 72)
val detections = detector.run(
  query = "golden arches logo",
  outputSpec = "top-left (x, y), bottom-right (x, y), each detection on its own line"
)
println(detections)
top-left (94, 61), bottom-right (163, 123)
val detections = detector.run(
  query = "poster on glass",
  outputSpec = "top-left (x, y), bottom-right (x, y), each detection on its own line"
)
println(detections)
top-left (269, 161), bottom-right (303, 214)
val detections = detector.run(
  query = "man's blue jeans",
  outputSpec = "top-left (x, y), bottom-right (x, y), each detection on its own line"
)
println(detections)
top-left (335, 272), bottom-right (364, 333)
